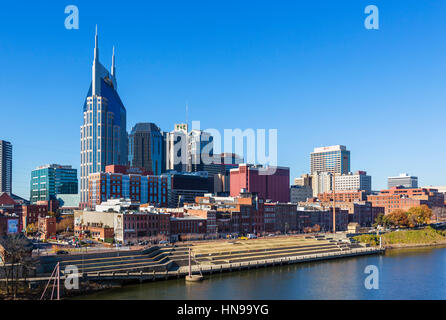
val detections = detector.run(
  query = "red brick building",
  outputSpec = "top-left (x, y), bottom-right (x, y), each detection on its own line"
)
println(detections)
top-left (230, 164), bottom-right (290, 202)
top-left (21, 204), bottom-right (48, 229)
top-left (88, 170), bottom-right (168, 208)
top-left (318, 190), bottom-right (368, 203)
top-left (38, 216), bottom-right (57, 239)
top-left (367, 187), bottom-right (444, 214)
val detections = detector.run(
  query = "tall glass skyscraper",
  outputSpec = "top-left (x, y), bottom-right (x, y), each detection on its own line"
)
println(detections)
top-left (0, 140), bottom-right (12, 195)
top-left (80, 27), bottom-right (128, 207)
top-left (128, 123), bottom-right (163, 175)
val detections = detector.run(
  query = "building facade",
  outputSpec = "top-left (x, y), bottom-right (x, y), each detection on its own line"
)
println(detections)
top-left (310, 145), bottom-right (350, 175)
top-left (367, 187), bottom-right (444, 214)
top-left (230, 164), bottom-right (290, 203)
top-left (80, 28), bottom-right (128, 208)
top-left (0, 140), bottom-right (12, 195)
top-left (30, 164), bottom-right (78, 203)
top-left (388, 173), bottom-right (418, 189)
top-left (128, 123), bottom-right (163, 175)
top-left (335, 171), bottom-right (372, 193)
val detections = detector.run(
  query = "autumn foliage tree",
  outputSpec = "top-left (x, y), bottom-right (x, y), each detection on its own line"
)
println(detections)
top-left (387, 209), bottom-right (409, 228)
top-left (407, 205), bottom-right (432, 227)
top-left (383, 205), bottom-right (433, 229)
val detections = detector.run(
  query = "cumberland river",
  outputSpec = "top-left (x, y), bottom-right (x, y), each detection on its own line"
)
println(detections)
top-left (77, 246), bottom-right (446, 300)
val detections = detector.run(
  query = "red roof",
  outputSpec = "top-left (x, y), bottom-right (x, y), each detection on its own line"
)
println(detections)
top-left (0, 193), bottom-right (17, 205)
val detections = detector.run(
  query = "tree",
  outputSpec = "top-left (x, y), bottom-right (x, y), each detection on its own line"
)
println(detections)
top-left (374, 213), bottom-right (391, 228)
top-left (0, 234), bottom-right (35, 299)
top-left (25, 223), bottom-right (37, 235)
top-left (387, 209), bottom-right (409, 228)
top-left (408, 205), bottom-right (432, 226)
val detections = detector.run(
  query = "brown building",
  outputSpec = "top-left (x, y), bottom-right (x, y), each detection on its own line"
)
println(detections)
top-left (38, 216), bottom-right (57, 239)
top-left (367, 187), bottom-right (444, 214)
top-left (318, 190), bottom-right (368, 203)
top-left (21, 204), bottom-right (48, 229)
top-left (321, 201), bottom-right (384, 227)
top-left (264, 202), bottom-right (297, 233)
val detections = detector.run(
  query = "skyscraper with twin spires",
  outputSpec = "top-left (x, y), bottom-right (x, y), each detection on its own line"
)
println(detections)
top-left (80, 27), bottom-right (128, 207)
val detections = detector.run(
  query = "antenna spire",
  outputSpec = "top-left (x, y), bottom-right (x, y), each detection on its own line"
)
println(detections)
top-left (94, 25), bottom-right (99, 61)
top-left (111, 46), bottom-right (116, 77)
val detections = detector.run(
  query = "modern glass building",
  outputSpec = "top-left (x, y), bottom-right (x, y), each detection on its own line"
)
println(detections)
top-left (80, 27), bottom-right (128, 207)
top-left (30, 164), bottom-right (78, 203)
top-left (128, 123), bottom-right (163, 175)
top-left (310, 145), bottom-right (350, 175)
top-left (0, 140), bottom-right (12, 195)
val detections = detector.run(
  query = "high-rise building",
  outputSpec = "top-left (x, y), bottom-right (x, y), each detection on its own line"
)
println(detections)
top-left (310, 145), bottom-right (350, 175)
top-left (80, 27), bottom-right (128, 207)
top-left (165, 124), bottom-right (188, 172)
top-left (187, 129), bottom-right (214, 173)
top-left (0, 140), bottom-right (12, 195)
top-left (30, 164), bottom-right (78, 203)
top-left (335, 171), bottom-right (372, 193)
top-left (311, 172), bottom-right (333, 197)
top-left (388, 173), bottom-right (418, 189)
top-left (128, 123), bottom-right (163, 175)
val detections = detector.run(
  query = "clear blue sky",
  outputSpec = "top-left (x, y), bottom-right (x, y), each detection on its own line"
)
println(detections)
top-left (1, 0), bottom-right (446, 199)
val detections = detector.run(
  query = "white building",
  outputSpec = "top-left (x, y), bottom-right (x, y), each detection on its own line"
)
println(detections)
top-left (335, 171), bottom-right (372, 193)
top-left (311, 172), bottom-right (333, 197)
top-left (388, 173), bottom-right (418, 189)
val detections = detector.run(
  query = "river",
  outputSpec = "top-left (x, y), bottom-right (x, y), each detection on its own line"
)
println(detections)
top-left (75, 246), bottom-right (446, 300)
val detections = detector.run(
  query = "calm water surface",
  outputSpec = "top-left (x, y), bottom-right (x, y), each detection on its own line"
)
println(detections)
top-left (76, 246), bottom-right (446, 300)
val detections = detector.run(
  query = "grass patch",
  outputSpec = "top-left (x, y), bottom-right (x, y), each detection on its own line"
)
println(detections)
top-left (353, 227), bottom-right (446, 246)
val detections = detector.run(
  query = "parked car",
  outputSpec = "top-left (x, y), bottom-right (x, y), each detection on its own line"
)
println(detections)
top-left (56, 250), bottom-right (69, 255)
top-left (159, 240), bottom-right (168, 245)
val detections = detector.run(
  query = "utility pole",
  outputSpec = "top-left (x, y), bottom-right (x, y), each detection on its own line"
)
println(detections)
top-left (332, 173), bottom-right (336, 233)
top-left (188, 247), bottom-right (192, 277)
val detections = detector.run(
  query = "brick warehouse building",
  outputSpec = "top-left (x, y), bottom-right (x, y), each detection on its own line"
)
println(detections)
top-left (230, 164), bottom-right (290, 202)
top-left (88, 166), bottom-right (169, 209)
top-left (318, 190), bottom-right (368, 203)
top-left (367, 186), bottom-right (444, 214)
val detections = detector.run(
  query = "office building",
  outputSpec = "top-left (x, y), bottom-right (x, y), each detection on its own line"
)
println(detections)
top-left (335, 171), bottom-right (372, 193)
top-left (310, 145), bottom-right (350, 175)
top-left (0, 140), bottom-right (12, 195)
top-left (80, 28), bottom-right (128, 208)
top-left (30, 164), bottom-right (78, 203)
top-left (164, 124), bottom-right (188, 172)
top-left (230, 164), bottom-right (290, 203)
top-left (388, 173), bottom-right (418, 189)
top-left (129, 123), bottom-right (163, 175)
top-left (311, 172), bottom-right (333, 197)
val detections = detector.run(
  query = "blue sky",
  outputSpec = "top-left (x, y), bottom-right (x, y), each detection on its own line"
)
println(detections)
top-left (1, 0), bottom-right (446, 199)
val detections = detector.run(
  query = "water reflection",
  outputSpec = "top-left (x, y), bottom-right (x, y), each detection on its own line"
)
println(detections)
top-left (75, 247), bottom-right (446, 300)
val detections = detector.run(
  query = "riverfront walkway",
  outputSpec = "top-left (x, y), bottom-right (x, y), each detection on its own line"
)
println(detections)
top-left (23, 234), bottom-right (384, 284)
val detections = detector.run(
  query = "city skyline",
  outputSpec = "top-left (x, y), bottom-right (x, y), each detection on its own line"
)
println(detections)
top-left (2, 1), bottom-right (446, 199)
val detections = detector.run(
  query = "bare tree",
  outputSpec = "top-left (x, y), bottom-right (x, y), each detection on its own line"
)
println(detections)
top-left (0, 234), bottom-right (34, 299)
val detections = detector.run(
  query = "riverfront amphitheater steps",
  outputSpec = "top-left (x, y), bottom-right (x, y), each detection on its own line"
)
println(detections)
top-left (36, 235), bottom-right (371, 277)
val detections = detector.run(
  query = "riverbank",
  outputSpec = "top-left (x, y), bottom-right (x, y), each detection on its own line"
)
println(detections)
top-left (76, 245), bottom-right (446, 300)
top-left (353, 226), bottom-right (446, 250)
